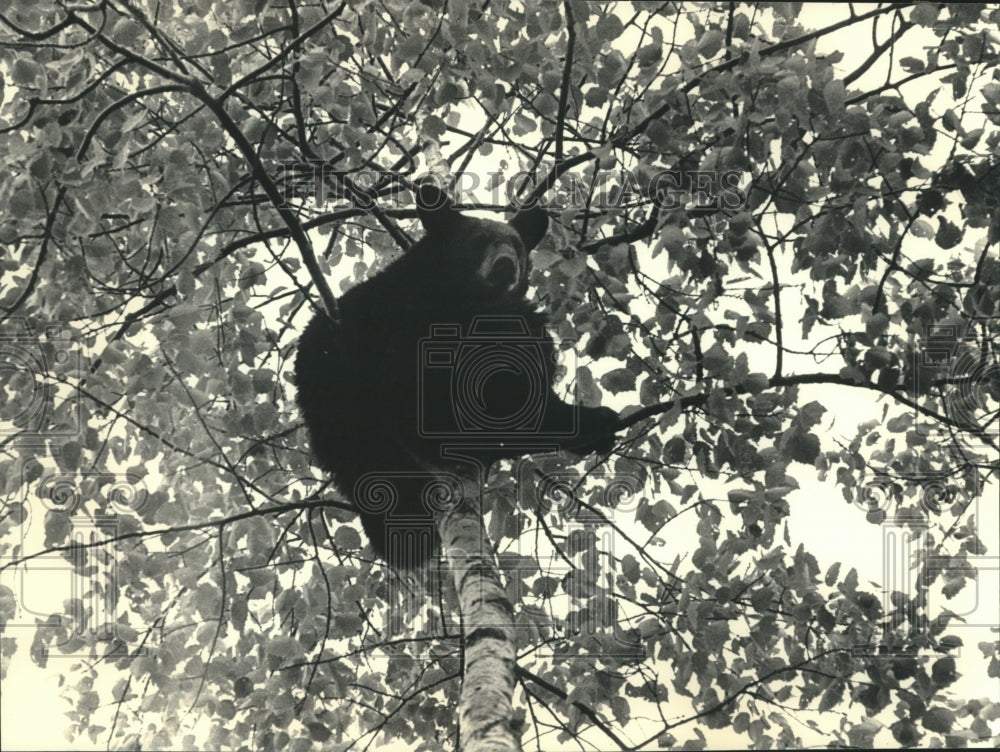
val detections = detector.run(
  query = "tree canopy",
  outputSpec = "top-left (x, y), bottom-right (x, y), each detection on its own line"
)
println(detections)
top-left (1, 1), bottom-right (998, 750)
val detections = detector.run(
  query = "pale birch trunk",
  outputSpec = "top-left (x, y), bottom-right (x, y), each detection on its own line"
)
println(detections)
top-left (440, 496), bottom-right (523, 752)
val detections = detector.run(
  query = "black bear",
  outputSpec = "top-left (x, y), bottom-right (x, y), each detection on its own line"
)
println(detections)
top-left (294, 184), bottom-right (618, 567)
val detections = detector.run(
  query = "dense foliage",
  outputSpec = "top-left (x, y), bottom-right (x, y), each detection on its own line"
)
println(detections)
top-left (1, 1), bottom-right (998, 749)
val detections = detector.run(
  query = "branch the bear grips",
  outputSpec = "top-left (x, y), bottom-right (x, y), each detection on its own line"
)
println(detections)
top-left (294, 185), bottom-right (619, 567)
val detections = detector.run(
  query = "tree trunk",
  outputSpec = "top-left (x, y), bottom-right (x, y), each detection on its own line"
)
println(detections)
top-left (440, 495), bottom-right (523, 752)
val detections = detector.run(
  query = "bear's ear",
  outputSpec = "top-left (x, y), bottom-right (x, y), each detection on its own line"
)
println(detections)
top-left (509, 206), bottom-right (548, 251)
top-left (415, 183), bottom-right (457, 235)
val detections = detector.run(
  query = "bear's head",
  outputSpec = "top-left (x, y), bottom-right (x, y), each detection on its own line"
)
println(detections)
top-left (412, 183), bottom-right (548, 297)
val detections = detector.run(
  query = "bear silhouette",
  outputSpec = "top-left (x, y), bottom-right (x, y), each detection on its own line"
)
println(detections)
top-left (294, 185), bottom-right (618, 567)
